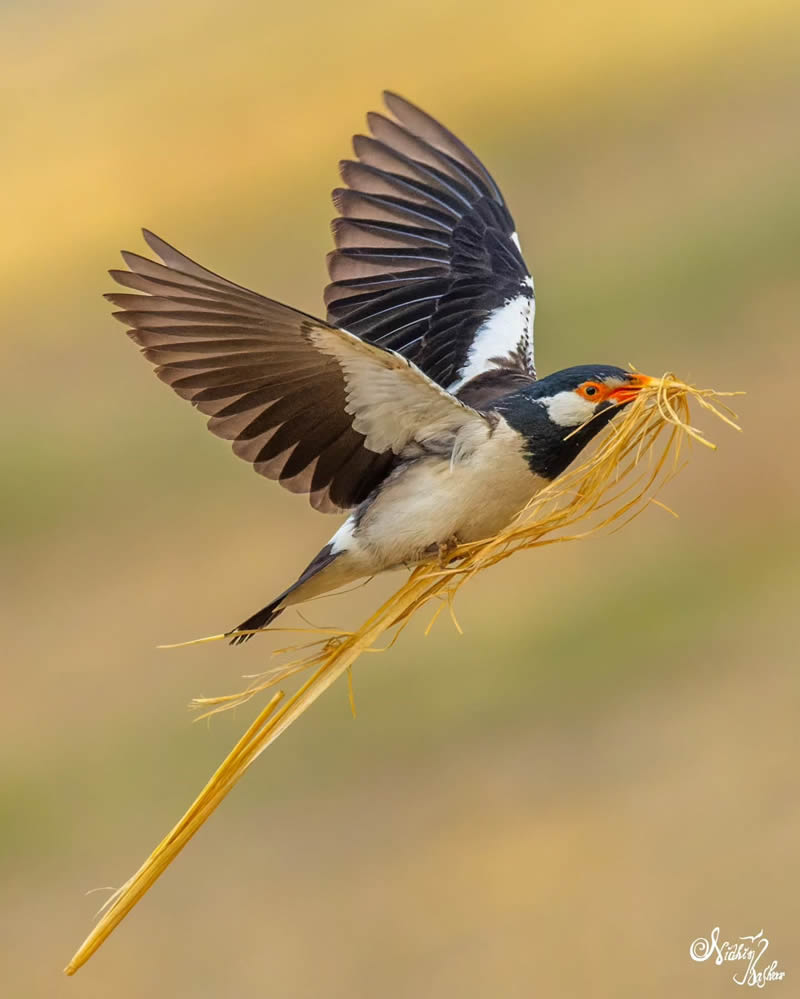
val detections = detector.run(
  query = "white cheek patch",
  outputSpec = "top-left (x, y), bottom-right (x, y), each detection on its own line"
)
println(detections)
top-left (541, 391), bottom-right (596, 428)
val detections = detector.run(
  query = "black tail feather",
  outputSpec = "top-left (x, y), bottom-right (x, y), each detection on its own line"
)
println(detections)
top-left (226, 542), bottom-right (339, 645)
top-left (226, 601), bottom-right (284, 645)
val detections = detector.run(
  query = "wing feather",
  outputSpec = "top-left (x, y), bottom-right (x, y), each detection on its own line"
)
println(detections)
top-left (326, 92), bottom-right (536, 398)
top-left (109, 231), bottom-right (485, 512)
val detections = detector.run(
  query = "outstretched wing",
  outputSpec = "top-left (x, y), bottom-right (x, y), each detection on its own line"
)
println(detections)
top-left (108, 230), bottom-right (487, 513)
top-left (325, 91), bottom-right (536, 404)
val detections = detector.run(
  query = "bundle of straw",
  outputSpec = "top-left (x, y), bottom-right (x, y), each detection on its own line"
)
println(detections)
top-left (65, 373), bottom-right (739, 975)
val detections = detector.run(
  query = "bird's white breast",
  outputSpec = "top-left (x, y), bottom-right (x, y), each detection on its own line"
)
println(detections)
top-left (345, 417), bottom-right (542, 571)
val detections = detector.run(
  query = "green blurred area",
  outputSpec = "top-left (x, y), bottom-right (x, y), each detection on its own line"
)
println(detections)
top-left (3, 1), bottom-right (799, 996)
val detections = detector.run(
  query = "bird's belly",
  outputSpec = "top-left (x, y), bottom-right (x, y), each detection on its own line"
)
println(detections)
top-left (354, 422), bottom-right (542, 568)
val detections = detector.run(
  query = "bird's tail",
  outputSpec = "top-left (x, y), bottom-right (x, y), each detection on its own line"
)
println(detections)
top-left (226, 543), bottom-right (340, 645)
top-left (227, 599), bottom-right (285, 645)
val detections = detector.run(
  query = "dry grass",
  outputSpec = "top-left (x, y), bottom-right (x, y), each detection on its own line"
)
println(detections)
top-left (65, 373), bottom-right (739, 975)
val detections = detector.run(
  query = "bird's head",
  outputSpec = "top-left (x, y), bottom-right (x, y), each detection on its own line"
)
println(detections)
top-left (533, 365), bottom-right (654, 428)
top-left (497, 365), bottom-right (655, 479)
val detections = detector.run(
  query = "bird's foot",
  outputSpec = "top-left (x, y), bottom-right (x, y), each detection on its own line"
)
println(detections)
top-left (421, 535), bottom-right (462, 567)
top-left (437, 535), bottom-right (461, 567)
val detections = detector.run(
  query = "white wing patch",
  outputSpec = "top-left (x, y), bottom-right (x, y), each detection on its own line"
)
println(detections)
top-left (306, 323), bottom-right (486, 454)
top-left (447, 287), bottom-right (535, 394)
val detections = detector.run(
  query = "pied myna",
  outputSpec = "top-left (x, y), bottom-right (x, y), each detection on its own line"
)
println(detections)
top-left (107, 92), bottom-right (654, 642)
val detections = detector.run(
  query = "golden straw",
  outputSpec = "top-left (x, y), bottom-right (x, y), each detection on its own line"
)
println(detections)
top-left (65, 373), bottom-right (740, 974)
top-left (65, 690), bottom-right (285, 974)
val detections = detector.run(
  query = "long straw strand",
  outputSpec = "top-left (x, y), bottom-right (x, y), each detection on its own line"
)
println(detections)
top-left (65, 374), bottom-right (741, 974)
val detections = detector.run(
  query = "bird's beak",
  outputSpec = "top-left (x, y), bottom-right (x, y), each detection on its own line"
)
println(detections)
top-left (607, 373), bottom-right (656, 405)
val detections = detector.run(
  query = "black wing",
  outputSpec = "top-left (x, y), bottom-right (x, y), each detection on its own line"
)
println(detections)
top-left (325, 91), bottom-right (536, 403)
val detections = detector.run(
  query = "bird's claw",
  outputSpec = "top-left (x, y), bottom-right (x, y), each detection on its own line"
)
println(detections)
top-left (437, 535), bottom-right (461, 567)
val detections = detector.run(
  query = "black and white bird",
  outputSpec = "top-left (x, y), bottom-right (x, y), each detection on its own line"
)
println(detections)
top-left (108, 92), bottom-right (653, 643)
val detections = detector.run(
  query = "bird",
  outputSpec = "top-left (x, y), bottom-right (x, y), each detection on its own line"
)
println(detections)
top-left (107, 91), bottom-right (654, 643)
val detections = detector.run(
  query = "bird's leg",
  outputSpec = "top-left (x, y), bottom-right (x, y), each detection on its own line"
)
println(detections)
top-left (437, 534), bottom-right (461, 567)
top-left (420, 535), bottom-right (462, 567)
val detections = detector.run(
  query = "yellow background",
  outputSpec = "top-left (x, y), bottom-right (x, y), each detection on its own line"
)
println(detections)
top-left (3, 1), bottom-right (799, 995)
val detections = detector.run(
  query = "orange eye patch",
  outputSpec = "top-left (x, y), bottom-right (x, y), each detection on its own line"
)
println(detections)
top-left (575, 381), bottom-right (607, 401)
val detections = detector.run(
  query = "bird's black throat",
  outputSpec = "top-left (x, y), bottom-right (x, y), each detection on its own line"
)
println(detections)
top-left (496, 393), bottom-right (622, 481)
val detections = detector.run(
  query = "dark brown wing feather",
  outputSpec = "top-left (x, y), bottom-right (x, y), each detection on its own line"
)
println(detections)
top-left (108, 230), bottom-right (393, 513)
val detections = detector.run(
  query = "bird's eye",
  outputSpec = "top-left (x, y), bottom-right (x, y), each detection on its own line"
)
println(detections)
top-left (584, 385), bottom-right (598, 396)
top-left (578, 382), bottom-right (603, 399)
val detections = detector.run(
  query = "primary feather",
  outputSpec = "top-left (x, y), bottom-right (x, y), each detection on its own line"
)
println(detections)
top-left (325, 92), bottom-right (536, 399)
top-left (107, 230), bottom-right (484, 514)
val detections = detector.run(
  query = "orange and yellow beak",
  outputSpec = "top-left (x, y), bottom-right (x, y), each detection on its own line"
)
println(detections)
top-left (607, 373), bottom-right (656, 405)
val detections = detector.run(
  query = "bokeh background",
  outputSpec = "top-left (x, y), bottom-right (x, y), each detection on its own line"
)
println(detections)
top-left (3, 1), bottom-right (799, 995)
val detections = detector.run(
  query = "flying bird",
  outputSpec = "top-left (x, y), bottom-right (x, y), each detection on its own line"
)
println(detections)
top-left (108, 91), bottom-right (654, 643)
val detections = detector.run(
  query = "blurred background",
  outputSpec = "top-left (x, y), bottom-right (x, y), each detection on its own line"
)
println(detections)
top-left (3, 1), bottom-right (799, 995)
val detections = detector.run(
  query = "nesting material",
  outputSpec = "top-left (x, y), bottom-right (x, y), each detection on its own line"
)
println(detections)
top-left (65, 373), bottom-right (739, 975)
